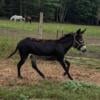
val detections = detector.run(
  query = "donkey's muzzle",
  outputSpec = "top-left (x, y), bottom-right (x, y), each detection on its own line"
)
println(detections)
top-left (80, 45), bottom-right (87, 53)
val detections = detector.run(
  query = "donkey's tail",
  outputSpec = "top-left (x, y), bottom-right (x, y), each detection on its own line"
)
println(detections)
top-left (7, 46), bottom-right (18, 59)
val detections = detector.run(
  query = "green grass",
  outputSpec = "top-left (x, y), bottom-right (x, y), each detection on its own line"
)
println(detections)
top-left (68, 56), bottom-right (100, 70)
top-left (0, 20), bottom-right (38, 32)
top-left (0, 20), bottom-right (100, 37)
top-left (0, 80), bottom-right (100, 100)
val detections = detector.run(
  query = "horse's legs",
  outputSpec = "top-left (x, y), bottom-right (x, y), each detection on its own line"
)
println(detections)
top-left (17, 54), bottom-right (28, 79)
top-left (14, 18), bottom-right (16, 22)
top-left (30, 55), bottom-right (45, 78)
top-left (58, 58), bottom-right (73, 80)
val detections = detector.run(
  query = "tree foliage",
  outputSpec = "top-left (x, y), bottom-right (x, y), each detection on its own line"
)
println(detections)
top-left (0, 0), bottom-right (99, 24)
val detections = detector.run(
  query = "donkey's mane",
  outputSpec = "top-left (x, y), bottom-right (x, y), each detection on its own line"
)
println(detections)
top-left (58, 32), bottom-right (74, 41)
top-left (28, 32), bottom-right (74, 43)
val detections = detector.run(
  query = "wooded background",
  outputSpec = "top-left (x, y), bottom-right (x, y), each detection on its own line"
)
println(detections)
top-left (0, 0), bottom-right (100, 24)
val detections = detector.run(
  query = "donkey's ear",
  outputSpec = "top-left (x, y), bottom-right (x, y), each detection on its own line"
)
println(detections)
top-left (76, 28), bottom-right (81, 34)
top-left (81, 28), bottom-right (86, 34)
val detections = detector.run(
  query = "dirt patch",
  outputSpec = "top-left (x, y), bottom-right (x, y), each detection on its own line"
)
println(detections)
top-left (0, 59), bottom-right (100, 86)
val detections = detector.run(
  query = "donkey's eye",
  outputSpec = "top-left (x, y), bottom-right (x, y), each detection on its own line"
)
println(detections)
top-left (80, 40), bottom-right (83, 42)
top-left (78, 39), bottom-right (83, 42)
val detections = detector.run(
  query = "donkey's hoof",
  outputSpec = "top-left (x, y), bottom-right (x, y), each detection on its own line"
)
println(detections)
top-left (63, 72), bottom-right (67, 76)
top-left (41, 75), bottom-right (45, 79)
top-left (69, 77), bottom-right (73, 80)
top-left (18, 76), bottom-right (23, 79)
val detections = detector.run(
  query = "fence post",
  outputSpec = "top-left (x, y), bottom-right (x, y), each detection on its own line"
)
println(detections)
top-left (61, 27), bottom-right (64, 37)
top-left (56, 26), bottom-right (59, 39)
top-left (38, 12), bottom-right (43, 39)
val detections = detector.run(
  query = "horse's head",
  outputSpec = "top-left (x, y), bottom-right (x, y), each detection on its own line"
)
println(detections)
top-left (73, 28), bottom-right (87, 53)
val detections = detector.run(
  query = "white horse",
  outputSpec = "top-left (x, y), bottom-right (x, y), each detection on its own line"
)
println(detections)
top-left (10, 15), bottom-right (25, 21)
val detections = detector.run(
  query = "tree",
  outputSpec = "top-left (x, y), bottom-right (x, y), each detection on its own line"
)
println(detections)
top-left (0, 0), bottom-right (5, 16)
top-left (65, 0), bottom-right (98, 24)
top-left (0, 0), bottom-right (99, 24)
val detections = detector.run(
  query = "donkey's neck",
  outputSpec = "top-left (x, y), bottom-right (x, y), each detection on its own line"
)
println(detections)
top-left (58, 34), bottom-right (73, 53)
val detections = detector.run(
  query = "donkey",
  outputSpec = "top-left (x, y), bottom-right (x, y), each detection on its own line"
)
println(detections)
top-left (7, 28), bottom-right (87, 80)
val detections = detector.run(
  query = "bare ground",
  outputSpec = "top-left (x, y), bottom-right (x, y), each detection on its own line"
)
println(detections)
top-left (0, 59), bottom-right (100, 86)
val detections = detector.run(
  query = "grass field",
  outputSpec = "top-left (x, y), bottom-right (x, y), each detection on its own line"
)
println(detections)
top-left (0, 20), bottom-right (100, 100)
top-left (0, 20), bottom-right (100, 37)
top-left (0, 80), bottom-right (100, 100)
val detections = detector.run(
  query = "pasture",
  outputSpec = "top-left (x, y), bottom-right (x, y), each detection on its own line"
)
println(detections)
top-left (0, 20), bottom-right (100, 100)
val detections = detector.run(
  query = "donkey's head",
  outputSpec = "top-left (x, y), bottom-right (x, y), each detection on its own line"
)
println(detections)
top-left (73, 28), bottom-right (87, 53)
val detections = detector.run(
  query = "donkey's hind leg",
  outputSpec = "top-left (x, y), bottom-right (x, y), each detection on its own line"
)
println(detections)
top-left (30, 55), bottom-right (45, 78)
top-left (17, 54), bottom-right (28, 79)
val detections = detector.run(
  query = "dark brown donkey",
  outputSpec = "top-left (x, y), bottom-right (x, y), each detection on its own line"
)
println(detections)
top-left (8, 28), bottom-right (87, 80)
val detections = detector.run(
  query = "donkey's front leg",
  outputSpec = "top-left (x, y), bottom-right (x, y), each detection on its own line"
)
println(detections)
top-left (58, 58), bottom-right (73, 80)
top-left (63, 59), bottom-right (70, 76)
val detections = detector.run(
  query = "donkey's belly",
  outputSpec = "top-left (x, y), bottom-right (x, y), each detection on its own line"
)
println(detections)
top-left (31, 47), bottom-right (55, 56)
